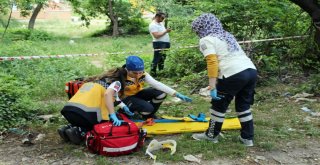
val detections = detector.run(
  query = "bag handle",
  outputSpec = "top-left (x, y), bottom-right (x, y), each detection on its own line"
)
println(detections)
top-left (108, 122), bottom-right (131, 136)
top-left (108, 113), bottom-right (134, 136)
top-left (118, 113), bottom-right (131, 122)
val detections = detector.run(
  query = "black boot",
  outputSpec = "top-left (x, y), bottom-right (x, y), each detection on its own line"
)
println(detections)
top-left (57, 125), bottom-right (72, 142)
top-left (65, 127), bottom-right (82, 145)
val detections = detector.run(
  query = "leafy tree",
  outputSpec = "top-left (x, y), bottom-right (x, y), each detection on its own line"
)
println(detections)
top-left (27, 1), bottom-right (45, 29)
top-left (0, 0), bottom-right (11, 15)
top-left (163, 0), bottom-right (319, 82)
top-left (15, 0), bottom-right (48, 29)
top-left (142, 0), bottom-right (193, 28)
top-left (288, 0), bottom-right (320, 45)
top-left (1, 0), bottom-right (14, 38)
top-left (69, 0), bottom-right (144, 37)
top-left (0, 0), bottom-right (48, 30)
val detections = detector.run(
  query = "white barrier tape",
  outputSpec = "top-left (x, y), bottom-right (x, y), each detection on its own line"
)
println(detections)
top-left (238, 35), bottom-right (309, 44)
top-left (0, 35), bottom-right (308, 61)
top-left (107, 50), bottom-right (144, 55)
top-left (154, 45), bottom-right (197, 51)
top-left (154, 35), bottom-right (309, 51)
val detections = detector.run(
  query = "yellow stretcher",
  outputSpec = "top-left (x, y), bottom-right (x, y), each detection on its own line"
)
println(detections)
top-left (134, 116), bottom-right (241, 135)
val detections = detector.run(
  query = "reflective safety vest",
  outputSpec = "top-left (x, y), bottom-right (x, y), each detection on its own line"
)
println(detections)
top-left (65, 82), bottom-right (110, 121)
top-left (124, 73), bottom-right (146, 96)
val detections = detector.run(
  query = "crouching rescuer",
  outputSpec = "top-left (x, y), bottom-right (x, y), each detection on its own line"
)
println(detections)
top-left (58, 80), bottom-right (125, 145)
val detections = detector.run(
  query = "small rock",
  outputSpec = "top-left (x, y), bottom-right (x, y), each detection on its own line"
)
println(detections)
top-left (22, 138), bottom-right (33, 145)
top-left (21, 157), bottom-right (30, 162)
top-left (38, 115), bottom-right (55, 122)
top-left (292, 92), bottom-right (314, 98)
top-left (282, 92), bottom-right (292, 97)
top-left (256, 155), bottom-right (266, 160)
top-left (34, 134), bottom-right (46, 141)
top-left (183, 154), bottom-right (201, 164)
top-left (69, 40), bottom-right (75, 44)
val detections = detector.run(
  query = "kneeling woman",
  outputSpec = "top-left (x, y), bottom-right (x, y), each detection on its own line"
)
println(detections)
top-left (122, 55), bottom-right (192, 119)
top-left (59, 72), bottom-right (128, 144)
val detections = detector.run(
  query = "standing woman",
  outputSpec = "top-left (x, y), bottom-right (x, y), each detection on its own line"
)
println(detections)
top-left (191, 13), bottom-right (258, 146)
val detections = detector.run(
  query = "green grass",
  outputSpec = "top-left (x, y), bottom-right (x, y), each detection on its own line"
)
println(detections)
top-left (2, 18), bottom-right (107, 38)
top-left (0, 35), bottom-right (153, 56)
top-left (1, 18), bottom-right (319, 163)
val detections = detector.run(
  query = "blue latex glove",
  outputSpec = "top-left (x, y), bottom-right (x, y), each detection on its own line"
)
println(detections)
top-left (109, 113), bottom-right (122, 126)
top-left (188, 113), bottom-right (207, 122)
top-left (188, 114), bottom-right (198, 121)
top-left (210, 89), bottom-right (221, 100)
top-left (123, 106), bottom-right (134, 116)
top-left (197, 112), bottom-right (207, 121)
top-left (176, 93), bottom-right (192, 102)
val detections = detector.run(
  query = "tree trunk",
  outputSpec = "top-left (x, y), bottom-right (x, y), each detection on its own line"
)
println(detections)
top-left (314, 30), bottom-right (320, 67)
top-left (28, 3), bottom-right (43, 30)
top-left (108, 0), bottom-right (119, 37)
top-left (315, 29), bottom-right (320, 47)
top-left (2, 3), bottom-right (13, 39)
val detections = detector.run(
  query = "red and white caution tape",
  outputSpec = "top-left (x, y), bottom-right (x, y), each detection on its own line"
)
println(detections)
top-left (0, 35), bottom-right (308, 62)
top-left (0, 53), bottom-right (99, 61)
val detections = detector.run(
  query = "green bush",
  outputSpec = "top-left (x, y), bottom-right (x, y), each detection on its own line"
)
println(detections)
top-left (0, 57), bottom-right (102, 131)
top-left (164, 48), bottom-right (205, 79)
top-left (1, 29), bottom-right (53, 41)
top-left (119, 18), bottom-right (148, 35)
top-left (0, 73), bottom-right (38, 131)
top-left (93, 18), bottom-right (148, 36)
top-left (163, 0), bottom-right (319, 84)
top-left (296, 74), bottom-right (320, 96)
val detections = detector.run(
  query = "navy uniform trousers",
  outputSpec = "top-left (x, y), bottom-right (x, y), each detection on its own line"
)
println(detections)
top-left (207, 68), bottom-right (257, 140)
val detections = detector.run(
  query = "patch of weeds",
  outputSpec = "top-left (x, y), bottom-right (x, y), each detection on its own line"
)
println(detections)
top-left (95, 156), bottom-right (115, 165)
top-left (174, 132), bottom-right (246, 161)
top-left (62, 144), bottom-right (79, 153)
top-left (254, 120), bottom-right (272, 127)
top-left (257, 141), bottom-right (275, 151)
top-left (71, 148), bottom-right (87, 158)
top-left (304, 125), bottom-right (320, 137)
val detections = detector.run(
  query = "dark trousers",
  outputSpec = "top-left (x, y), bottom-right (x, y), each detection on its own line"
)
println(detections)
top-left (61, 106), bottom-right (98, 130)
top-left (151, 41), bottom-right (170, 76)
top-left (207, 69), bottom-right (257, 140)
top-left (122, 88), bottom-right (167, 119)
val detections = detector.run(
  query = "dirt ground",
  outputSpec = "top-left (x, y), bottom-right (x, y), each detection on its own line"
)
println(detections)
top-left (0, 130), bottom-right (319, 165)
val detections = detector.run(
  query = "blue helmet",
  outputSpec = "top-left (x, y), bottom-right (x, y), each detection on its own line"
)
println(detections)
top-left (126, 55), bottom-right (144, 71)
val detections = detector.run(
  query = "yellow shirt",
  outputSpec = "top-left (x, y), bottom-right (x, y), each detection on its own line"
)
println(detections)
top-left (66, 82), bottom-right (110, 121)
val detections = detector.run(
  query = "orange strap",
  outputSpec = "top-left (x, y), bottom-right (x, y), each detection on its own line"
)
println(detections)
top-left (138, 118), bottom-right (155, 128)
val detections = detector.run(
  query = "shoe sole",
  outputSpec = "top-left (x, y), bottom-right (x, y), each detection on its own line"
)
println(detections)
top-left (239, 136), bottom-right (254, 147)
top-left (192, 134), bottom-right (218, 143)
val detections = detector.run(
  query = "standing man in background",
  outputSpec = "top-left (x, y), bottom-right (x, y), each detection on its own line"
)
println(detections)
top-left (149, 12), bottom-right (171, 77)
